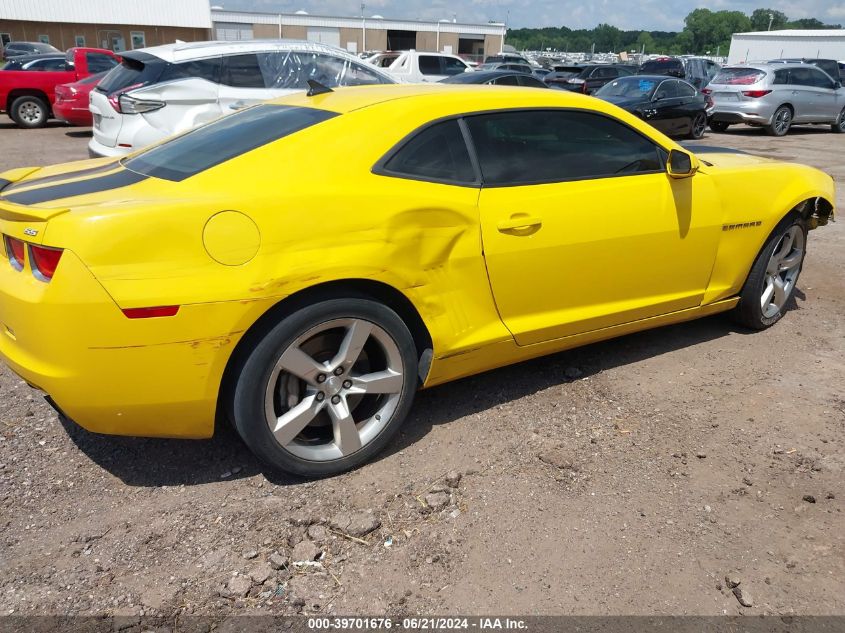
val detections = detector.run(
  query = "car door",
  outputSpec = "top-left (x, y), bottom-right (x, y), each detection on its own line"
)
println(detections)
top-left (648, 79), bottom-right (682, 135)
top-left (470, 109), bottom-right (722, 345)
top-left (217, 52), bottom-right (270, 113)
top-left (418, 55), bottom-right (447, 82)
top-left (674, 80), bottom-right (701, 134)
top-left (787, 67), bottom-right (818, 121)
top-left (803, 66), bottom-right (839, 120)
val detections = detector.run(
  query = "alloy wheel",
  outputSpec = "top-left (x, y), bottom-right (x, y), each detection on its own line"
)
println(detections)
top-left (263, 318), bottom-right (404, 461)
top-left (692, 113), bottom-right (707, 138)
top-left (761, 226), bottom-right (804, 318)
top-left (773, 108), bottom-right (791, 135)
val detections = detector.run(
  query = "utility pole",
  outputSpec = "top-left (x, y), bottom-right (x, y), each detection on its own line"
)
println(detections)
top-left (767, 13), bottom-right (774, 31)
top-left (361, 3), bottom-right (366, 53)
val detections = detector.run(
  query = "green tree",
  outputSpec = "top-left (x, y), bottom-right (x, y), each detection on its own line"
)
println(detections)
top-left (635, 31), bottom-right (655, 53)
top-left (750, 9), bottom-right (788, 31)
top-left (786, 18), bottom-right (841, 29)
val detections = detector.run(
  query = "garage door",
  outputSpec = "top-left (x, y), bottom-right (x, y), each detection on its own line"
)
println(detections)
top-left (306, 27), bottom-right (341, 48)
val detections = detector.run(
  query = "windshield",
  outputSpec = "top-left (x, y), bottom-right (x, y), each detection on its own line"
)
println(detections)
top-left (123, 104), bottom-right (337, 182)
top-left (596, 77), bottom-right (658, 99)
top-left (640, 59), bottom-right (684, 76)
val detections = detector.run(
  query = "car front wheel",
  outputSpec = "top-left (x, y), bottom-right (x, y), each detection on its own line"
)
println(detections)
top-left (733, 215), bottom-right (806, 330)
top-left (230, 298), bottom-right (418, 477)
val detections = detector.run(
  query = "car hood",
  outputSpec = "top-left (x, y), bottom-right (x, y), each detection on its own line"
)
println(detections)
top-left (683, 144), bottom-right (777, 168)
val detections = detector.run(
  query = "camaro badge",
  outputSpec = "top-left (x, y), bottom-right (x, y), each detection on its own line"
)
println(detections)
top-left (23, 228), bottom-right (38, 237)
top-left (722, 221), bottom-right (762, 231)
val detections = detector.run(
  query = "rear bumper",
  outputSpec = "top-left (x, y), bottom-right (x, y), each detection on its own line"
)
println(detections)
top-left (709, 100), bottom-right (777, 126)
top-left (0, 249), bottom-right (243, 439)
top-left (87, 137), bottom-right (129, 158)
top-left (54, 104), bottom-right (92, 127)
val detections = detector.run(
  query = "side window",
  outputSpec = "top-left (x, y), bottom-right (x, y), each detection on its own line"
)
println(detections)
top-left (596, 67), bottom-right (618, 79)
top-left (773, 69), bottom-right (790, 85)
top-left (442, 57), bottom-right (468, 76)
top-left (464, 110), bottom-right (664, 186)
top-left (221, 53), bottom-right (265, 88)
top-left (31, 58), bottom-right (68, 71)
top-left (789, 67), bottom-right (814, 87)
top-left (381, 119), bottom-right (476, 184)
top-left (419, 56), bottom-right (443, 76)
top-left (252, 51), bottom-right (389, 90)
top-left (676, 81), bottom-right (696, 97)
top-left (517, 75), bottom-right (545, 88)
top-left (493, 75), bottom-right (520, 86)
top-left (807, 68), bottom-right (834, 89)
top-left (160, 57), bottom-right (222, 83)
top-left (654, 81), bottom-right (678, 99)
top-left (86, 53), bottom-right (118, 74)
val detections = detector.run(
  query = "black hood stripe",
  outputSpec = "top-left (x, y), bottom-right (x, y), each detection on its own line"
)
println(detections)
top-left (3, 161), bottom-right (121, 193)
top-left (1, 169), bottom-right (148, 205)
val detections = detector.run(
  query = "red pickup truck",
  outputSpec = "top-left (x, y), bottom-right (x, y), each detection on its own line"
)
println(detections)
top-left (0, 47), bottom-right (119, 128)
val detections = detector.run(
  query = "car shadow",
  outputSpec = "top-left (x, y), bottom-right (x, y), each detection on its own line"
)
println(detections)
top-left (0, 121), bottom-right (70, 130)
top-left (65, 129), bottom-right (92, 138)
top-left (711, 125), bottom-right (832, 137)
top-left (59, 304), bottom-right (797, 488)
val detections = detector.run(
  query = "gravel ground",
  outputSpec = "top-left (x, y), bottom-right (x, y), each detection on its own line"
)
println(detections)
top-left (0, 118), bottom-right (843, 619)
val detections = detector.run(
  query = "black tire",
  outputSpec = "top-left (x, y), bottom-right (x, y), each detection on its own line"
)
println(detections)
top-left (230, 298), bottom-right (418, 477)
top-left (687, 112), bottom-right (707, 139)
top-left (831, 107), bottom-right (845, 133)
top-left (732, 214), bottom-right (807, 330)
top-left (766, 105), bottom-right (792, 137)
top-left (9, 95), bottom-right (49, 129)
top-left (709, 121), bottom-right (730, 133)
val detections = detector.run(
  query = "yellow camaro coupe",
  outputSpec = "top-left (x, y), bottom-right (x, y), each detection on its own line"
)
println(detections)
top-left (0, 84), bottom-right (835, 476)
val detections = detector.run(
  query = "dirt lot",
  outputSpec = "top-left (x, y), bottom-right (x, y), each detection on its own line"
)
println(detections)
top-left (0, 118), bottom-right (843, 620)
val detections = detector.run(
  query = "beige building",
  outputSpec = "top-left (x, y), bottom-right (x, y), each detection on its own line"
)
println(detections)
top-left (212, 10), bottom-right (506, 63)
top-left (0, 0), bottom-right (211, 52)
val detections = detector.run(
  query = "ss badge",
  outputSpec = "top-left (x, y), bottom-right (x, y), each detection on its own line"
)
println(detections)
top-left (23, 228), bottom-right (38, 237)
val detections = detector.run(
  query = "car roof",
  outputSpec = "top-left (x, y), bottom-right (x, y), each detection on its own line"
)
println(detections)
top-left (5, 53), bottom-right (65, 63)
top-left (442, 69), bottom-right (533, 83)
top-left (269, 83), bottom-right (597, 115)
top-left (128, 39), bottom-right (366, 64)
top-left (726, 63), bottom-right (810, 71)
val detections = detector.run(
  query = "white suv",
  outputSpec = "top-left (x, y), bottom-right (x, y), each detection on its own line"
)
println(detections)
top-left (88, 40), bottom-right (395, 157)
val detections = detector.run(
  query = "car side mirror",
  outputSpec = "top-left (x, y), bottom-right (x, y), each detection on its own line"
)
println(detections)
top-left (835, 80), bottom-right (842, 89)
top-left (667, 149), bottom-right (698, 179)
top-left (653, 92), bottom-right (666, 101)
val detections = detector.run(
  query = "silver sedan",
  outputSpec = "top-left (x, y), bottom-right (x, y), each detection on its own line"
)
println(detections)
top-left (706, 63), bottom-right (845, 136)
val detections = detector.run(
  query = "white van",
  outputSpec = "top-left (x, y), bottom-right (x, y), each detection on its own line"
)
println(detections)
top-left (88, 40), bottom-right (395, 157)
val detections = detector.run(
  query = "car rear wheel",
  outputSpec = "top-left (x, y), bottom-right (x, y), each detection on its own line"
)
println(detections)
top-left (766, 106), bottom-right (792, 137)
top-left (230, 298), bottom-right (418, 477)
top-left (688, 112), bottom-right (707, 139)
top-left (832, 106), bottom-right (845, 133)
top-left (733, 214), bottom-right (806, 330)
top-left (709, 121), bottom-right (730, 133)
top-left (10, 95), bottom-right (49, 129)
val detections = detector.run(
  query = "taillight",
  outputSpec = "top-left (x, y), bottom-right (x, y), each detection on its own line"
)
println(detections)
top-left (106, 82), bottom-right (145, 113)
top-left (701, 88), bottom-right (712, 95)
top-left (118, 94), bottom-right (165, 114)
top-left (4, 235), bottom-right (25, 271)
top-left (122, 306), bottom-right (180, 319)
top-left (30, 244), bottom-right (64, 281)
top-left (742, 90), bottom-right (772, 98)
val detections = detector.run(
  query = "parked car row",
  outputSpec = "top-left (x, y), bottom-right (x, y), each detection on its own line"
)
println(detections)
top-left (2, 41), bottom-right (843, 142)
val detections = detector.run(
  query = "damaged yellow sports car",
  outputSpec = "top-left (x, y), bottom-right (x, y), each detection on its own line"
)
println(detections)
top-left (0, 84), bottom-right (835, 476)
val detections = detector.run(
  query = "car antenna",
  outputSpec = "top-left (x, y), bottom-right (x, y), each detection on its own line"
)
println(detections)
top-left (306, 80), bottom-right (333, 96)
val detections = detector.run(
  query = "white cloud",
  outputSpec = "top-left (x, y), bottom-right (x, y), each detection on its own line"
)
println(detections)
top-left (220, 0), bottom-right (842, 30)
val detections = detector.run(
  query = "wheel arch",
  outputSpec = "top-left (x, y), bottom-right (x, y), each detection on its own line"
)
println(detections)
top-left (218, 278), bottom-right (434, 415)
top-left (7, 89), bottom-right (51, 113)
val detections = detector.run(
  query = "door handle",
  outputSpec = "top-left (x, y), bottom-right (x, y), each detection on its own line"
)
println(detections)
top-left (497, 216), bottom-right (542, 232)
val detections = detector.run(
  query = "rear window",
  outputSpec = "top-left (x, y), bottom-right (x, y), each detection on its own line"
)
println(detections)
top-left (123, 104), bottom-right (337, 182)
top-left (711, 68), bottom-right (766, 85)
top-left (96, 55), bottom-right (165, 94)
top-left (640, 59), bottom-right (684, 75)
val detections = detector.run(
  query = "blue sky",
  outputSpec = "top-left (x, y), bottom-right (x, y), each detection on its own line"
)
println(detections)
top-left (218, 0), bottom-right (845, 30)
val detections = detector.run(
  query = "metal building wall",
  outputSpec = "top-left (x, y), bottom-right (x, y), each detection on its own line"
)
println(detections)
top-left (0, 0), bottom-right (212, 28)
top-left (728, 30), bottom-right (845, 64)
